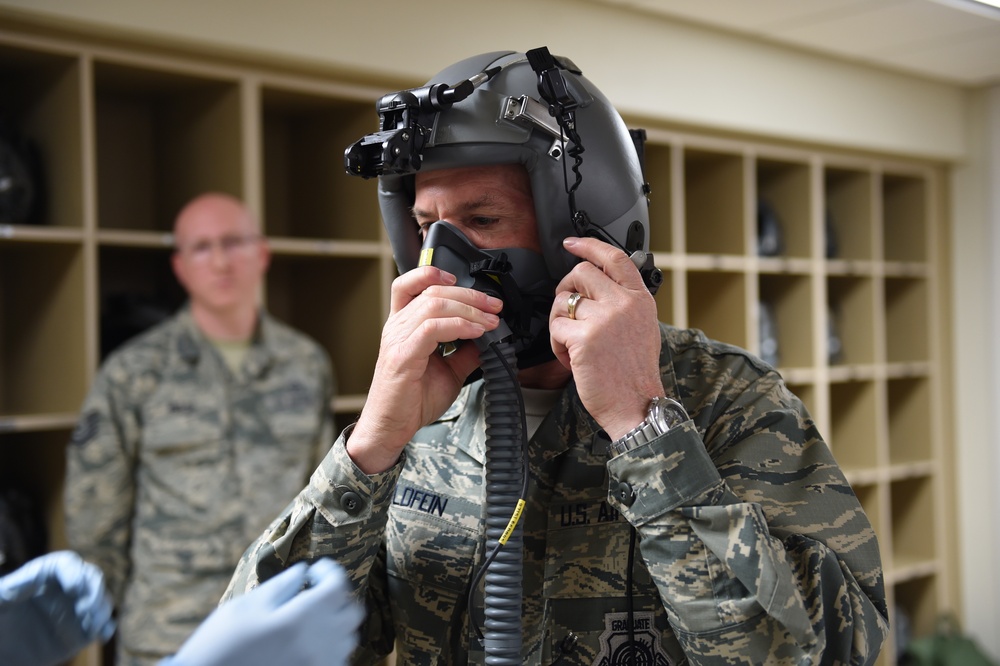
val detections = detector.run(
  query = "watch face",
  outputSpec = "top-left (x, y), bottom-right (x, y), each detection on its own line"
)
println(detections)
top-left (650, 397), bottom-right (688, 433)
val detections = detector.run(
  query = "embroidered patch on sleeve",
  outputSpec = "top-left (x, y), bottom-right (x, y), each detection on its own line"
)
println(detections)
top-left (70, 410), bottom-right (100, 446)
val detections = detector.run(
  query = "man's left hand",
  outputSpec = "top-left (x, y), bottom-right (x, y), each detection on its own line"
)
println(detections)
top-left (548, 236), bottom-right (666, 440)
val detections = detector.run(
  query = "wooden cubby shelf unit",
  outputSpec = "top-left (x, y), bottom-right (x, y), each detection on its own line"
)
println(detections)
top-left (0, 24), bottom-right (952, 666)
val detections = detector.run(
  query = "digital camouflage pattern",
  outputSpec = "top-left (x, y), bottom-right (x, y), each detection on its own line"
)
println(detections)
top-left (65, 307), bottom-right (334, 666)
top-left (225, 324), bottom-right (889, 665)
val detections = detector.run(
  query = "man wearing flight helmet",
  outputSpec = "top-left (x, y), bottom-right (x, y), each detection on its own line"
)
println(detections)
top-left (225, 48), bottom-right (889, 665)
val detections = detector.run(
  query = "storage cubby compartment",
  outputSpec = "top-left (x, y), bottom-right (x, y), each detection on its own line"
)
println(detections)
top-left (94, 60), bottom-right (243, 231)
top-left (0, 428), bottom-right (72, 551)
top-left (890, 475), bottom-right (937, 569)
top-left (98, 244), bottom-right (186, 359)
top-left (887, 377), bottom-right (932, 465)
top-left (683, 148), bottom-right (745, 255)
top-left (652, 269), bottom-right (675, 325)
top-left (0, 242), bottom-right (86, 415)
top-left (0, 44), bottom-right (83, 227)
top-left (643, 141), bottom-right (673, 253)
top-left (785, 381), bottom-right (817, 422)
top-left (851, 482), bottom-right (883, 540)
top-left (882, 174), bottom-right (927, 263)
top-left (266, 254), bottom-right (383, 397)
top-left (828, 379), bottom-right (879, 471)
top-left (262, 88), bottom-right (380, 241)
top-left (823, 167), bottom-right (873, 260)
top-left (893, 574), bottom-right (939, 640)
top-left (884, 277), bottom-right (929, 364)
top-left (333, 411), bottom-right (361, 443)
top-left (686, 270), bottom-right (747, 348)
top-left (827, 276), bottom-right (876, 365)
top-left (755, 158), bottom-right (811, 258)
top-left (757, 273), bottom-right (813, 368)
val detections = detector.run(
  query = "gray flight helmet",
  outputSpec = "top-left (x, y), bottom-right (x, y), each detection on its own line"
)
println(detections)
top-left (374, 49), bottom-right (650, 283)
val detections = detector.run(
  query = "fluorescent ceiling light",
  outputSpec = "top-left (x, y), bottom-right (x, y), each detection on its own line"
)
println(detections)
top-left (931, 0), bottom-right (1000, 18)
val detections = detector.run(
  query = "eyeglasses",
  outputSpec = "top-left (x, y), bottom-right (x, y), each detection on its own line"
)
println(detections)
top-left (176, 234), bottom-right (261, 264)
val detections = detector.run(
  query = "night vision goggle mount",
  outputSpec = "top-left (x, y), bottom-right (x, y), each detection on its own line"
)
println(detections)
top-left (343, 47), bottom-right (602, 182)
top-left (344, 68), bottom-right (500, 179)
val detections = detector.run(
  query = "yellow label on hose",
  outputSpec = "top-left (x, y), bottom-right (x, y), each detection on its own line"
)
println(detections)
top-left (419, 248), bottom-right (434, 267)
top-left (499, 499), bottom-right (526, 545)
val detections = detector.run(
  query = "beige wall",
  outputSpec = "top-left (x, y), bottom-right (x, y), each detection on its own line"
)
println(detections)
top-left (0, 0), bottom-right (967, 160)
top-left (950, 84), bottom-right (1000, 661)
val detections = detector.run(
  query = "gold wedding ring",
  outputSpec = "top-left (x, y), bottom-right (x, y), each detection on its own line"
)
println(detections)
top-left (567, 292), bottom-right (583, 320)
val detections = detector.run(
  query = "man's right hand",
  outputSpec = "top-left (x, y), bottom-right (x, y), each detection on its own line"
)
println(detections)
top-left (346, 265), bottom-right (503, 474)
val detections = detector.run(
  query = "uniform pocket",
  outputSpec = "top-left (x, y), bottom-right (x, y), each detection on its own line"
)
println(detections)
top-left (143, 418), bottom-right (226, 457)
top-left (138, 394), bottom-right (234, 538)
top-left (541, 505), bottom-right (680, 664)
top-left (385, 500), bottom-right (480, 659)
top-left (141, 396), bottom-right (228, 472)
top-left (386, 500), bottom-right (478, 592)
top-left (264, 379), bottom-right (325, 440)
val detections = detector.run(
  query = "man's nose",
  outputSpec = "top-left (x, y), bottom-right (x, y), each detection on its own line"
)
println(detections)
top-left (209, 242), bottom-right (232, 268)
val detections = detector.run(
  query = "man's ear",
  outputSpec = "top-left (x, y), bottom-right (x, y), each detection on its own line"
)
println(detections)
top-left (257, 238), bottom-right (271, 272)
top-left (171, 252), bottom-right (188, 290)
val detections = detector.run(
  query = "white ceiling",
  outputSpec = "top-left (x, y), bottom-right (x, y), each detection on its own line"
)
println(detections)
top-left (587, 0), bottom-right (1000, 86)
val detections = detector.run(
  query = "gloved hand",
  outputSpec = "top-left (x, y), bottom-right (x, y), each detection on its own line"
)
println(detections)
top-left (0, 550), bottom-right (116, 666)
top-left (161, 558), bottom-right (363, 666)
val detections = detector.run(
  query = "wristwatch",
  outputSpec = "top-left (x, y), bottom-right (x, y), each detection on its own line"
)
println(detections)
top-left (609, 396), bottom-right (689, 457)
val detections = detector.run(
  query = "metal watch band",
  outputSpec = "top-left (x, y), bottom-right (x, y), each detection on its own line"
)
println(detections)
top-left (610, 419), bottom-right (660, 457)
top-left (610, 396), bottom-right (688, 457)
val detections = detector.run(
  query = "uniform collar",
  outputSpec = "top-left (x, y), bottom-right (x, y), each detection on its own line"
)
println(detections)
top-left (445, 378), bottom-right (598, 465)
top-left (173, 305), bottom-right (275, 378)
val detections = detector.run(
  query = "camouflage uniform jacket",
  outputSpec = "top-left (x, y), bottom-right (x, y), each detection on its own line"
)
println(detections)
top-left (65, 306), bottom-right (334, 665)
top-left (225, 324), bottom-right (889, 665)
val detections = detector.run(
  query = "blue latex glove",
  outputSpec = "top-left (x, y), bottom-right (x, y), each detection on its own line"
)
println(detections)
top-left (161, 558), bottom-right (363, 666)
top-left (0, 551), bottom-right (116, 666)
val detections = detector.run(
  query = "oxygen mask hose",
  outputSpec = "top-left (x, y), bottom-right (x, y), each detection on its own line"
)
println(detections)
top-left (477, 336), bottom-right (526, 665)
top-left (416, 221), bottom-right (528, 662)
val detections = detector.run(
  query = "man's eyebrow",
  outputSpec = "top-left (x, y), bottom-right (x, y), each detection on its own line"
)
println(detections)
top-left (410, 206), bottom-right (434, 221)
top-left (410, 193), bottom-right (506, 220)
